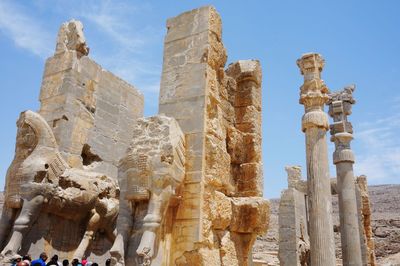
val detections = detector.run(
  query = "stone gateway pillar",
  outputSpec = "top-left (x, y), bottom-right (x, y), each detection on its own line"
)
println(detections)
top-left (327, 86), bottom-right (363, 266)
top-left (297, 53), bottom-right (336, 266)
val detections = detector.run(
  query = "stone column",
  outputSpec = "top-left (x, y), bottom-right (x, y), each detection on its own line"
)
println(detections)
top-left (327, 86), bottom-right (363, 265)
top-left (297, 53), bottom-right (336, 266)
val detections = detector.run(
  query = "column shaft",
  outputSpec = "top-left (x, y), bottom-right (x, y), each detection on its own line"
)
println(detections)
top-left (297, 53), bottom-right (336, 266)
top-left (337, 162), bottom-right (363, 266)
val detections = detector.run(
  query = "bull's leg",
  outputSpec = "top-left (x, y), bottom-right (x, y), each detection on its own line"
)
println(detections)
top-left (1, 195), bottom-right (44, 257)
top-left (110, 200), bottom-right (135, 266)
top-left (73, 209), bottom-right (100, 260)
top-left (0, 207), bottom-right (18, 249)
top-left (136, 186), bottom-right (173, 262)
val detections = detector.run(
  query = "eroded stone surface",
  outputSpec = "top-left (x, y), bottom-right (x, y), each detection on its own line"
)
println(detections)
top-left (159, 6), bottom-right (268, 266)
top-left (1, 20), bottom-right (142, 262)
top-left (0, 111), bottom-right (119, 261)
top-left (1, 6), bottom-right (268, 265)
top-left (110, 115), bottom-right (185, 265)
top-left (297, 53), bottom-right (336, 266)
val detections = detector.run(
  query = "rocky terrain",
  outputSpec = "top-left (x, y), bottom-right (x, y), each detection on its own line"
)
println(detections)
top-left (253, 184), bottom-right (400, 265)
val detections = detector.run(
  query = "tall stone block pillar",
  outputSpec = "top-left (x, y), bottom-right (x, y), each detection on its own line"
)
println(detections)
top-left (159, 6), bottom-right (268, 265)
top-left (327, 86), bottom-right (363, 266)
top-left (278, 166), bottom-right (309, 266)
top-left (356, 176), bottom-right (376, 266)
top-left (296, 53), bottom-right (335, 266)
top-left (159, 7), bottom-right (224, 260)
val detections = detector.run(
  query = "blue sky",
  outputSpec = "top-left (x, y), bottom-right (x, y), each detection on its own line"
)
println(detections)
top-left (0, 0), bottom-right (399, 198)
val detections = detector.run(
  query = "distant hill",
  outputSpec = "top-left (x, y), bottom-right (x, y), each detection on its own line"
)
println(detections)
top-left (253, 184), bottom-right (400, 265)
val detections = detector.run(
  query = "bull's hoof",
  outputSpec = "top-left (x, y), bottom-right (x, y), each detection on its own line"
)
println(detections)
top-left (137, 247), bottom-right (152, 266)
top-left (109, 250), bottom-right (124, 266)
top-left (0, 250), bottom-right (18, 264)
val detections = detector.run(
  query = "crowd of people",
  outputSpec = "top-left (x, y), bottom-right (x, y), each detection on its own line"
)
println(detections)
top-left (10, 252), bottom-right (112, 266)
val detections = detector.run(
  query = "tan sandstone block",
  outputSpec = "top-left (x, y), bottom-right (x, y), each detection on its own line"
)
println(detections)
top-left (218, 231), bottom-right (239, 266)
top-left (210, 191), bottom-right (232, 230)
top-left (230, 197), bottom-right (269, 234)
top-left (165, 6), bottom-right (221, 44)
top-left (236, 163), bottom-right (263, 197)
top-left (43, 50), bottom-right (78, 77)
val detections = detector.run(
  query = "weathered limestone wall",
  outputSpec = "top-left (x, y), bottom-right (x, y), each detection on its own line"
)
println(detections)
top-left (278, 166), bottom-right (309, 266)
top-left (5, 20), bottom-right (143, 260)
top-left (39, 29), bottom-right (143, 178)
top-left (356, 176), bottom-right (377, 266)
top-left (159, 7), bottom-right (218, 259)
top-left (159, 6), bottom-right (268, 265)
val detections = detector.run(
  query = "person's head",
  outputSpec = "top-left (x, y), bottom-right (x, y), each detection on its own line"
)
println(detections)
top-left (51, 254), bottom-right (59, 261)
top-left (72, 258), bottom-right (79, 266)
top-left (62, 259), bottom-right (69, 266)
top-left (92, 263), bottom-right (98, 266)
top-left (105, 258), bottom-right (111, 266)
top-left (40, 252), bottom-right (48, 261)
top-left (22, 254), bottom-right (32, 261)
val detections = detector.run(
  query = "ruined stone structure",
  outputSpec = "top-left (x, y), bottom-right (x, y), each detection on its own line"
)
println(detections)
top-left (0, 6), bottom-right (268, 266)
top-left (356, 176), bottom-right (377, 266)
top-left (144, 7), bottom-right (268, 265)
top-left (327, 85), bottom-right (363, 265)
top-left (297, 53), bottom-right (336, 266)
top-left (0, 19), bottom-right (143, 261)
top-left (278, 166), bottom-right (309, 266)
top-left (278, 55), bottom-right (376, 266)
top-left (110, 116), bottom-right (186, 265)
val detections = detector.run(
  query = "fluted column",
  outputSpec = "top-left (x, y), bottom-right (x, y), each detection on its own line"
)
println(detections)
top-left (297, 53), bottom-right (336, 266)
top-left (328, 86), bottom-right (363, 266)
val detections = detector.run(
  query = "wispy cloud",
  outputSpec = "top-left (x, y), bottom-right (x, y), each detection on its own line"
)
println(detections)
top-left (354, 99), bottom-right (400, 183)
top-left (0, 1), bottom-right (53, 58)
top-left (79, 1), bottom-right (146, 52)
top-left (73, 0), bottom-right (163, 94)
top-left (0, 0), bottom-right (163, 100)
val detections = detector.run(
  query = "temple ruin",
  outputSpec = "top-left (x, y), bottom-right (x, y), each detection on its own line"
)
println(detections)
top-left (0, 6), bottom-right (269, 266)
top-left (278, 54), bottom-right (376, 266)
top-left (0, 4), bottom-right (377, 266)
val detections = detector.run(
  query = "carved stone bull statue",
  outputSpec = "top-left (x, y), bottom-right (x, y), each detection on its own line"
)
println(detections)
top-left (0, 110), bottom-right (119, 260)
top-left (110, 115), bottom-right (185, 266)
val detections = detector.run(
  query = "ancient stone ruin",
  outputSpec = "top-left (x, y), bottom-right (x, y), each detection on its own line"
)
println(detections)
top-left (0, 5), bottom-right (379, 266)
top-left (0, 6), bottom-right (269, 266)
top-left (278, 53), bottom-right (376, 266)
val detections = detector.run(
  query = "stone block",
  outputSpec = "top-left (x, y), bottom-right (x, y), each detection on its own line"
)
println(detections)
top-left (210, 191), bottom-right (232, 230)
top-left (43, 50), bottom-right (78, 77)
top-left (165, 6), bottom-right (221, 44)
top-left (230, 197), bottom-right (269, 234)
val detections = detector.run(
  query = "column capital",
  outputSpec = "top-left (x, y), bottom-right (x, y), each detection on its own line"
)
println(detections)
top-left (298, 53), bottom-right (330, 121)
top-left (327, 85), bottom-right (356, 119)
top-left (297, 53), bottom-right (325, 80)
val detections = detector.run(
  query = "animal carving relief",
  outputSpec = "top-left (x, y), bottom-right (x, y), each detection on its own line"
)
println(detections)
top-left (110, 115), bottom-right (185, 266)
top-left (0, 110), bottom-right (119, 260)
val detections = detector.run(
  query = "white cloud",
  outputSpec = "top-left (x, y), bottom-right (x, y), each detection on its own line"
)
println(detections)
top-left (0, 1), bottom-right (53, 58)
top-left (79, 1), bottom-right (146, 52)
top-left (354, 102), bottom-right (400, 183)
top-left (73, 0), bottom-right (163, 94)
top-left (0, 0), bottom-right (163, 101)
